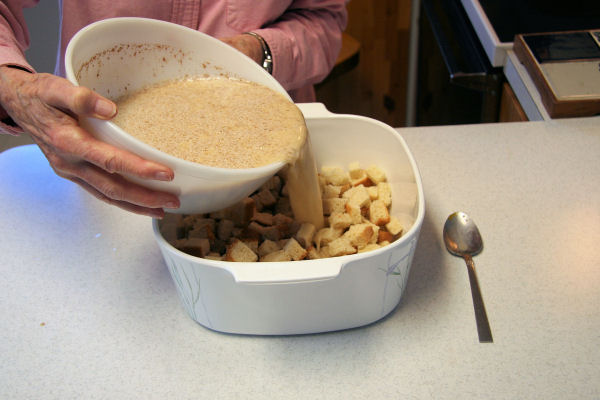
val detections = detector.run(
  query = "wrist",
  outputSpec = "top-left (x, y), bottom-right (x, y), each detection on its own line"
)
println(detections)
top-left (243, 32), bottom-right (273, 74)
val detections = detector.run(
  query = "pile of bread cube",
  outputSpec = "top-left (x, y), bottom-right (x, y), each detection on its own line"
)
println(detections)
top-left (160, 162), bottom-right (409, 262)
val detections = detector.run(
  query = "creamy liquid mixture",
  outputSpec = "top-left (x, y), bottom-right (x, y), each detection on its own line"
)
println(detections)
top-left (113, 77), bottom-right (324, 228)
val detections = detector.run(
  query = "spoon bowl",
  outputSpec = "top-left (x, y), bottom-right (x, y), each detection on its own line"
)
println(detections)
top-left (443, 211), bottom-right (493, 343)
top-left (443, 211), bottom-right (483, 257)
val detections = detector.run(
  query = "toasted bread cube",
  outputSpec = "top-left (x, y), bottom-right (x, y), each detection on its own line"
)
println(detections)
top-left (225, 197), bottom-right (255, 227)
top-left (260, 249), bottom-right (292, 262)
top-left (328, 212), bottom-right (353, 230)
top-left (275, 196), bottom-right (293, 216)
top-left (241, 238), bottom-right (259, 254)
top-left (217, 219), bottom-right (235, 241)
top-left (209, 209), bottom-right (227, 220)
top-left (322, 184), bottom-right (342, 199)
top-left (367, 186), bottom-right (379, 201)
top-left (377, 182), bottom-right (392, 207)
top-left (361, 219), bottom-right (380, 243)
top-left (318, 245), bottom-right (332, 258)
top-left (204, 252), bottom-right (224, 261)
top-left (343, 185), bottom-right (371, 208)
top-left (321, 166), bottom-right (350, 186)
top-left (174, 238), bottom-right (210, 258)
top-left (258, 239), bottom-right (281, 257)
top-left (379, 241), bottom-right (391, 247)
top-left (248, 221), bottom-right (282, 242)
top-left (385, 216), bottom-right (404, 236)
top-left (327, 237), bottom-right (357, 257)
top-left (283, 238), bottom-right (307, 261)
top-left (344, 203), bottom-right (363, 224)
top-left (348, 161), bottom-right (361, 175)
top-left (348, 163), bottom-right (369, 187)
top-left (378, 230), bottom-right (395, 244)
top-left (261, 175), bottom-right (282, 194)
top-left (366, 165), bottom-right (387, 184)
top-left (314, 227), bottom-right (344, 249)
top-left (306, 245), bottom-right (321, 260)
top-left (357, 243), bottom-right (382, 253)
top-left (254, 188), bottom-right (277, 209)
top-left (160, 222), bottom-right (182, 243)
top-left (251, 211), bottom-right (274, 226)
top-left (323, 197), bottom-right (347, 215)
top-left (225, 239), bottom-right (258, 262)
top-left (369, 199), bottom-right (391, 226)
top-left (344, 223), bottom-right (375, 249)
top-left (295, 223), bottom-right (316, 248)
top-left (188, 224), bottom-right (215, 241)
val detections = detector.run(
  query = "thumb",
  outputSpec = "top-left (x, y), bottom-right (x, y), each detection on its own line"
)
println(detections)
top-left (38, 75), bottom-right (117, 120)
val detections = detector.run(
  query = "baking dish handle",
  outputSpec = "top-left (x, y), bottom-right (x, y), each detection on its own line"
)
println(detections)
top-left (296, 102), bottom-right (335, 119)
top-left (226, 260), bottom-right (343, 284)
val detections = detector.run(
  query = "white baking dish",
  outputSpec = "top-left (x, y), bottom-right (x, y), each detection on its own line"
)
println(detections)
top-left (153, 103), bottom-right (425, 335)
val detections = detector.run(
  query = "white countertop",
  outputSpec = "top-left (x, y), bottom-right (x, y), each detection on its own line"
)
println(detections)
top-left (1, 117), bottom-right (599, 399)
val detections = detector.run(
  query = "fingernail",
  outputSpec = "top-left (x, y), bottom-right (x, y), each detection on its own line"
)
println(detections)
top-left (95, 99), bottom-right (116, 118)
top-left (164, 201), bottom-right (179, 209)
top-left (155, 171), bottom-right (173, 181)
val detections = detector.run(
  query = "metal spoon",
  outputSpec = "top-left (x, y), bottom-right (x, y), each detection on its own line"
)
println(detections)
top-left (443, 211), bottom-right (493, 343)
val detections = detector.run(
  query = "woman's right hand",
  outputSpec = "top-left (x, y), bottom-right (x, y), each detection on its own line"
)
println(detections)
top-left (0, 66), bottom-right (180, 218)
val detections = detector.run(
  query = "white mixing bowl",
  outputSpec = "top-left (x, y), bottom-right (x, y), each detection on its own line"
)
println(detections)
top-left (153, 103), bottom-right (425, 335)
top-left (65, 17), bottom-right (290, 214)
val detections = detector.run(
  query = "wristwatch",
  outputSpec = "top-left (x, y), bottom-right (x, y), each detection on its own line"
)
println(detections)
top-left (244, 32), bottom-right (273, 74)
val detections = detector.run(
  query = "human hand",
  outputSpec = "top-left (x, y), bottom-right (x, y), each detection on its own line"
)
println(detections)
top-left (0, 66), bottom-right (180, 218)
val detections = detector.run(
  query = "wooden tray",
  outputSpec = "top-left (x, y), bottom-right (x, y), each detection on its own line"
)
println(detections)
top-left (513, 30), bottom-right (600, 118)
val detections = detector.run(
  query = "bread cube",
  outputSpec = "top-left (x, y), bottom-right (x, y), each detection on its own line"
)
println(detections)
top-left (366, 165), bottom-right (387, 184)
top-left (344, 203), bottom-right (363, 224)
top-left (174, 237), bottom-right (210, 258)
top-left (369, 199), bottom-right (391, 226)
top-left (258, 239), bottom-right (281, 257)
top-left (328, 212), bottom-right (353, 230)
top-left (357, 243), bottom-right (382, 253)
top-left (344, 223), bottom-right (375, 249)
top-left (321, 165), bottom-right (350, 185)
top-left (260, 249), bottom-right (292, 262)
top-left (323, 197), bottom-right (347, 215)
top-left (367, 186), bottom-right (379, 201)
top-left (217, 219), bottom-right (235, 241)
top-left (295, 223), bottom-right (316, 248)
top-left (377, 182), bottom-right (392, 207)
top-left (314, 227), bottom-right (344, 249)
top-left (385, 216), bottom-right (404, 236)
top-left (322, 184), bottom-right (342, 199)
top-left (327, 237), bottom-right (357, 257)
top-left (283, 238), bottom-right (308, 261)
top-left (377, 230), bottom-right (395, 244)
top-left (343, 185), bottom-right (371, 208)
top-left (225, 239), bottom-right (258, 262)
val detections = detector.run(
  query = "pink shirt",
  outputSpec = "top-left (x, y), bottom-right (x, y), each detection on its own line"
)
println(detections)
top-left (0, 0), bottom-right (347, 134)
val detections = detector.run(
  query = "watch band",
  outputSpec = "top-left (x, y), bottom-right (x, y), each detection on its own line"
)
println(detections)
top-left (244, 32), bottom-right (273, 74)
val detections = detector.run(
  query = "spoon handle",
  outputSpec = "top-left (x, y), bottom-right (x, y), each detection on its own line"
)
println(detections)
top-left (464, 255), bottom-right (493, 343)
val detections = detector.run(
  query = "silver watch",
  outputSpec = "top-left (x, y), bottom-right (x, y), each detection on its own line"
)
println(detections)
top-left (244, 32), bottom-right (273, 74)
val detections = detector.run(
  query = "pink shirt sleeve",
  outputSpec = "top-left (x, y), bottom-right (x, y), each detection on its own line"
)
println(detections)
top-left (254, 0), bottom-right (348, 95)
top-left (0, 0), bottom-right (37, 135)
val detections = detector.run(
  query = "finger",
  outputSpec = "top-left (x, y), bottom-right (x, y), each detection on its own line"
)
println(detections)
top-left (36, 74), bottom-right (117, 120)
top-left (60, 126), bottom-right (175, 181)
top-left (72, 177), bottom-right (166, 219)
top-left (69, 161), bottom-right (180, 210)
top-left (36, 138), bottom-right (179, 210)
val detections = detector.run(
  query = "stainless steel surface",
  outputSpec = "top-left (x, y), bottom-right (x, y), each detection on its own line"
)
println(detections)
top-left (443, 211), bottom-right (493, 342)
